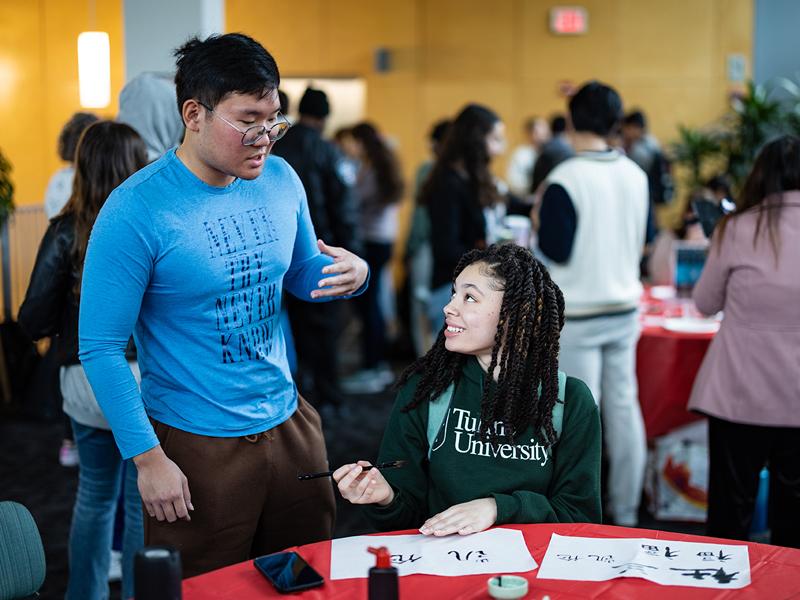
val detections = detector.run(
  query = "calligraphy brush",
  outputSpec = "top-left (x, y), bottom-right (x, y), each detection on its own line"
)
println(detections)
top-left (298, 460), bottom-right (407, 481)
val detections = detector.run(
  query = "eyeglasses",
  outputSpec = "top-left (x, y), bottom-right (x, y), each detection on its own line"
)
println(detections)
top-left (198, 101), bottom-right (291, 146)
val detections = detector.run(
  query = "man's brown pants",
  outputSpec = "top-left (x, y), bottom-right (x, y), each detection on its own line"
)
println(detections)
top-left (144, 396), bottom-right (335, 577)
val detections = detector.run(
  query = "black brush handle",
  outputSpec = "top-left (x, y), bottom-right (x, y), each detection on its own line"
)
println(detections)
top-left (298, 461), bottom-right (403, 481)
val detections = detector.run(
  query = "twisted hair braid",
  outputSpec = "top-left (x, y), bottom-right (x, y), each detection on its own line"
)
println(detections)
top-left (397, 243), bottom-right (565, 446)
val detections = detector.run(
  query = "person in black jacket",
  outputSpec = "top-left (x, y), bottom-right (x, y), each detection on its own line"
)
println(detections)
top-left (418, 104), bottom-right (506, 334)
top-left (272, 87), bottom-right (361, 414)
top-left (18, 121), bottom-right (147, 600)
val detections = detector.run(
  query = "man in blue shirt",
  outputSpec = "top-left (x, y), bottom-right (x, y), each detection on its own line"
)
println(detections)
top-left (79, 33), bottom-right (368, 576)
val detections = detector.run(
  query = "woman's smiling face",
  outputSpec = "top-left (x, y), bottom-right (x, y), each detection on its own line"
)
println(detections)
top-left (442, 262), bottom-right (505, 366)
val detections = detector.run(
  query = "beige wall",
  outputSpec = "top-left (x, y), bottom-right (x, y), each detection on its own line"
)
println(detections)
top-left (0, 1), bottom-right (752, 206)
top-left (0, 1), bottom-right (124, 317)
top-left (0, 1), bottom-right (751, 314)
top-left (0, 0), bottom-right (753, 206)
top-left (228, 0), bottom-right (753, 189)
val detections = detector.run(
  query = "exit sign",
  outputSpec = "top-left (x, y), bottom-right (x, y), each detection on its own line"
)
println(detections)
top-left (550, 6), bottom-right (589, 35)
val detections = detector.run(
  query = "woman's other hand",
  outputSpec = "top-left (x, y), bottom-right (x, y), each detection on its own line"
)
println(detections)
top-left (419, 498), bottom-right (497, 536)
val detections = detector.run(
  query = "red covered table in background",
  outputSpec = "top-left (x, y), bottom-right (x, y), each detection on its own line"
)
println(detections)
top-left (637, 288), bottom-right (716, 440)
top-left (182, 523), bottom-right (800, 599)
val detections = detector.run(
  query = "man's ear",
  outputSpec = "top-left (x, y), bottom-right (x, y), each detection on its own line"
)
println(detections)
top-left (182, 99), bottom-right (203, 133)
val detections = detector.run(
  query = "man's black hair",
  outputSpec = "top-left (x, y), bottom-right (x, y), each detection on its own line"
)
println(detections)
top-left (549, 114), bottom-right (567, 135)
top-left (568, 81), bottom-right (623, 137)
top-left (623, 110), bottom-right (647, 129)
top-left (173, 33), bottom-right (280, 116)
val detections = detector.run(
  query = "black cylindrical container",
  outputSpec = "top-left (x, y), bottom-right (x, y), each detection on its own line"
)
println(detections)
top-left (367, 546), bottom-right (398, 600)
top-left (134, 545), bottom-right (182, 600)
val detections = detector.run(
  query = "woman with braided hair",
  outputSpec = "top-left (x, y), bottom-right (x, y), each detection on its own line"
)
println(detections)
top-left (333, 243), bottom-right (601, 535)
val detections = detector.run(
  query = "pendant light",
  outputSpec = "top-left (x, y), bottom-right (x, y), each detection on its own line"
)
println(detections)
top-left (77, 0), bottom-right (110, 108)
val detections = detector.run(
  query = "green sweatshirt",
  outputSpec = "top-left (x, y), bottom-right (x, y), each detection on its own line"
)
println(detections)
top-left (365, 356), bottom-right (601, 531)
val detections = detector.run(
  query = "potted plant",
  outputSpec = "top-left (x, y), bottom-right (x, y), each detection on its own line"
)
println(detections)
top-left (670, 125), bottom-right (723, 191)
top-left (0, 148), bottom-right (14, 405)
top-left (721, 81), bottom-right (785, 189)
top-left (0, 149), bottom-right (13, 228)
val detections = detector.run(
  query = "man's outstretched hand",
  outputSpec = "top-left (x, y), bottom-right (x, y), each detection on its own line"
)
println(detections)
top-left (310, 239), bottom-right (369, 299)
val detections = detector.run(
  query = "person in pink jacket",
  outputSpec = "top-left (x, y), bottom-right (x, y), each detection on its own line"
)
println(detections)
top-left (688, 135), bottom-right (800, 549)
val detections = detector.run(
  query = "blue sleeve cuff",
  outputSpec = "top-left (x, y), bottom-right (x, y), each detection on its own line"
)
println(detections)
top-left (288, 255), bottom-right (370, 302)
top-left (120, 435), bottom-right (160, 461)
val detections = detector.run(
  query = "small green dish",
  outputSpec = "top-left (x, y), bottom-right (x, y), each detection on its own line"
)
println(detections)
top-left (487, 574), bottom-right (529, 599)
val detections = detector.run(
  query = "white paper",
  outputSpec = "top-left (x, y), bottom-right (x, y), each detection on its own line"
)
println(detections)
top-left (537, 534), bottom-right (750, 589)
top-left (330, 528), bottom-right (537, 580)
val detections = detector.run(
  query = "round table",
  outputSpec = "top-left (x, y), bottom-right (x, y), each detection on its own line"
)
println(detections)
top-left (637, 289), bottom-right (717, 440)
top-left (182, 523), bottom-right (800, 599)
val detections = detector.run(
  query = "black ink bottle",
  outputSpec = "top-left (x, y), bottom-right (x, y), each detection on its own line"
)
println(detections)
top-left (367, 546), bottom-right (398, 600)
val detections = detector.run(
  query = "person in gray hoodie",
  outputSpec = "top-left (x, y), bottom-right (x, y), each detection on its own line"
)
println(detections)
top-left (118, 71), bottom-right (184, 162)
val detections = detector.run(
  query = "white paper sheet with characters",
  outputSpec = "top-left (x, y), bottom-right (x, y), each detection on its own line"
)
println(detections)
top-left (537, 534), bottom-right (750, 589)
top-left (329, 528), bottom-right (537, 580)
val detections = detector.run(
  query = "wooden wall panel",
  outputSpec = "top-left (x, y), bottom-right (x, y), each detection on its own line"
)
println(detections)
top-left (615, 0), bottom-right (715, 80)
top-left (228, 0), bottom-right (327, 75)
top-left (519, 0), bottom-right (621, 83)
top-left (0, 1), bottom-right (45, 207)
top-left (420, 0), bottom-right (517, 82)
top-left (325, 0), bottom-right (418, 74)
top-left (0, 0), bottom-right (124, 206)
top-left (0, 206), bottom-right (49, 318)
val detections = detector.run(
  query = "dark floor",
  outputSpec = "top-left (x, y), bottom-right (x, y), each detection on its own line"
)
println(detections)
top-left (0, 331), bottom-right (705, 599)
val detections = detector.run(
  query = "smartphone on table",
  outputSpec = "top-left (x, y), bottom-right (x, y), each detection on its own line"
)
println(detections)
top-left (253, 551), bottom-right (324, 594)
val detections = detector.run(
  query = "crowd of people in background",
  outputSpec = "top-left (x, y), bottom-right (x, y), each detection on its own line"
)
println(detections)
top-left (16, 30), bottom-right (800, 598)
top-left (337, 122), bottom-right (404, 393)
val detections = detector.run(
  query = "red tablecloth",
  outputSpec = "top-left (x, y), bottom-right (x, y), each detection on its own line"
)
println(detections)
top-left (182, 523), bottom-right (800, 599)
top-left (637, 291), bottom-right (716, 440)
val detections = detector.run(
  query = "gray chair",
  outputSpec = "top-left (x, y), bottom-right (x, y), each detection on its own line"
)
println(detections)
top-left (0, 501), bottom-right (46, 600)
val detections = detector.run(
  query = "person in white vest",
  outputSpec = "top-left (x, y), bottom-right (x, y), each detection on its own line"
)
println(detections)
top-left (537, 81), bottom-right (648, 527)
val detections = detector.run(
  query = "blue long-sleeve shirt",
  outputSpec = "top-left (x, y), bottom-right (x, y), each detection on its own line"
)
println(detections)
top-left (79, 149), bottom-right (361, 459)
